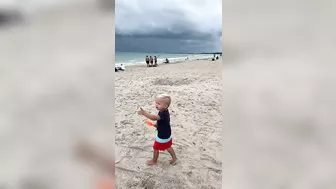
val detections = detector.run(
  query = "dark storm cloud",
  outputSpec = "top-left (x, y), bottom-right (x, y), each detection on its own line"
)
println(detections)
top-left (115, 36), bottom-right (217, 53)
top-left (115, 0), bottom-right (222, 53)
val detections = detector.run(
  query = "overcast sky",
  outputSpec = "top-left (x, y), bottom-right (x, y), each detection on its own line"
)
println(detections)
top-left (115, 0), bottom-right (222, 53)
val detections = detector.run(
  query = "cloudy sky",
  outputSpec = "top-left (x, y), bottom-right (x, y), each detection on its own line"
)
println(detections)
top-left (115, 0), bottom-right (222, 53)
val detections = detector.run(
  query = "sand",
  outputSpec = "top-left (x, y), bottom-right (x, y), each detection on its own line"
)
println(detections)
top-left (115, 59), bottom-right (222, 189)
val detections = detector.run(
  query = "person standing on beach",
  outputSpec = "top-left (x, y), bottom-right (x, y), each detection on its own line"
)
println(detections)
top-left (154, 56), bottom-right (158, 67)
top-left (138, 94), bottom-right (177, 165)
top-left (145, 55), bottom-right (150, 67)
top-left (149, 56), bottom-right (154, 67)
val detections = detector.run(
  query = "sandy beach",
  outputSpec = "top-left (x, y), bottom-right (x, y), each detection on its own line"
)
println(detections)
top-left (115, 59), bottom-right (222, 188)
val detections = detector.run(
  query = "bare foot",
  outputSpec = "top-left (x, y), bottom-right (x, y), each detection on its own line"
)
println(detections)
top-left (169, 159), bottom-right (177, 165)
top-left (146, 159), bottom-right (157, 165)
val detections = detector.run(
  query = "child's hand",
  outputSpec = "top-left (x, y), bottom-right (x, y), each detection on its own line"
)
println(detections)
top-left (138, 107), bottom-right (145, 116)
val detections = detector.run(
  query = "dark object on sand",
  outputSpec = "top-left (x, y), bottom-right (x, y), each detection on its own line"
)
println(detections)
top-left (216, 56), bottom-right (219, 60)
top-left (212, 58), bottom-right (215, 61)
top-left (115, 67), bottom-right (118, 72)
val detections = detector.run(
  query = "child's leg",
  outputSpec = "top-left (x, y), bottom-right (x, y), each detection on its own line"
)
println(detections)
top-left (147, 150), bottom-right (159, 165)
top-left (166, 147), bottom-right (177, 164)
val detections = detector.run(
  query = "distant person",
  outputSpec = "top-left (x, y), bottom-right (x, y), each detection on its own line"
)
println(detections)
top-left (117, 63), bottom-right (125, 71)
top-left (121, 64), bottom-right (125, 70)
top-left (216, 56), bottom-right (219, 60)
top-left (145, 55), bottom-right (150, 67)
top-left (154, 56), bottom-right (158, 67)
top-left (149, 56), bottom-right (154, 67)
top-left (164, 58), bottom-right (169, 63)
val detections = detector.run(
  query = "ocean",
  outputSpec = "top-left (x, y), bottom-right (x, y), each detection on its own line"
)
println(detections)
top-left (115, 52), bottom-right (214, 66)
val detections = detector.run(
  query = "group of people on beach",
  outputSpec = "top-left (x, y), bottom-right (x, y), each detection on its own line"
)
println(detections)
top-left (145, 55), bottom-right (158, 67)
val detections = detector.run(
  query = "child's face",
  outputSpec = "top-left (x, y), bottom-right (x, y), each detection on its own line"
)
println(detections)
top-left (155, 99), bottom-right (167, 111)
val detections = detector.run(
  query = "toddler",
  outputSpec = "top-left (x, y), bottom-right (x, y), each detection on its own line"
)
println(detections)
top-left (138, 94), bottom-right (177, 165)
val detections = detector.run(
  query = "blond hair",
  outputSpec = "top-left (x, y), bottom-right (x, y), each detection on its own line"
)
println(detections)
top-left (155, 94), bottom-right (171, 108)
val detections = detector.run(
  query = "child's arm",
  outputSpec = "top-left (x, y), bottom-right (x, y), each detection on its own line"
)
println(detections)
top-left (143, 111), bottom-right (160, 121)
top-left (138, 108), bottom-right (160, 121)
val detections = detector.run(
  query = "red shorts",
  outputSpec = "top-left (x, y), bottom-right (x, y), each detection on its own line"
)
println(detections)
top-left (153, 139), bottom-right (172, 151)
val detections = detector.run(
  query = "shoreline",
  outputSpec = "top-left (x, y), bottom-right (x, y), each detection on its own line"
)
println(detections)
top-left (115, 52), bottom-right (221, 67)
top-left (115, 57), bottom-right (219, 69)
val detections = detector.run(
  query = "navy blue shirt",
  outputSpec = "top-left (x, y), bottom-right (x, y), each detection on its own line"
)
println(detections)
top-left (156, 109), bottom-right (171, 139)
